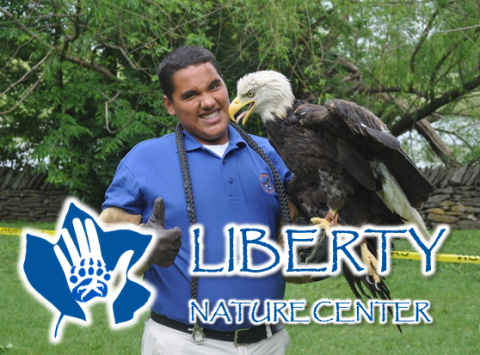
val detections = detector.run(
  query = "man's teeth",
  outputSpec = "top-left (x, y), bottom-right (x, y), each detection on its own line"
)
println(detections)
top-left (201, 110), bottom-right (219, 120)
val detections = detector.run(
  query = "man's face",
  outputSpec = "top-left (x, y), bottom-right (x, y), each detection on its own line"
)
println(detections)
top-left (163, 62), bottom-right (230, 145)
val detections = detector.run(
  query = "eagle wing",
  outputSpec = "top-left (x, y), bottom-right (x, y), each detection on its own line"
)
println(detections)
top-left (294, 99), bottom-right (435, 208)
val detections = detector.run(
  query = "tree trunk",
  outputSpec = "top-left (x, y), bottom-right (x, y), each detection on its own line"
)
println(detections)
top-left (414, 119), bottom-right (459, 167)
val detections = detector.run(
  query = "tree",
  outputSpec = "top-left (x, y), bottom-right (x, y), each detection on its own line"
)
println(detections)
top-left (1, 0), bottom-right (480, 208)
top-left (0, 0), bottom-right (209, 207)
top-left (326, 0), bottom-right (480, 167)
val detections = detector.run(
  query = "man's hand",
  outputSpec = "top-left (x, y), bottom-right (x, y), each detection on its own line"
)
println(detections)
top-left (143, 197), bottom-right (182, 268)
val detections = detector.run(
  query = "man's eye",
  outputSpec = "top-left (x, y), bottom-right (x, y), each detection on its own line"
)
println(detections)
top-left (210, 84), bottom-right (220, 90)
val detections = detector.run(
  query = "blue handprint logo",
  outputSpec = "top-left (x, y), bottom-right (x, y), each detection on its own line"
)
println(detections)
top-left (19, 199), bottom-right (154, 343)
top-left (54, 218), bottom-right (112, 303)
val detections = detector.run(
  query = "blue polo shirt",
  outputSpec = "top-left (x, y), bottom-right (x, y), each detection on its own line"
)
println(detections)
top-left (103, 124), bottom-right (292, 331)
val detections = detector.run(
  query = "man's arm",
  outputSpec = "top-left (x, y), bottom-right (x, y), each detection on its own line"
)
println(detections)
top-left (99, 206), bottom-right (150, 276)
top-left (99, 207), bottom-right (142, 225)
top-left (99, 199), bottom-right (181, 276)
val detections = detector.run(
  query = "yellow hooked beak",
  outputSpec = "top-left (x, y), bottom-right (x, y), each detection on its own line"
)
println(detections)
top-left (229, 97), bottom-right (256, 125)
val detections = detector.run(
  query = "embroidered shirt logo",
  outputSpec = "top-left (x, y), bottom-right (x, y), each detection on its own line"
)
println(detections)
top-left (259, 173), bottom-right (275, 193)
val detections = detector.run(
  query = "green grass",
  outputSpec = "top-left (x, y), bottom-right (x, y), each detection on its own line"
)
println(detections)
top-left (1, 221), bottom-right (480, 354)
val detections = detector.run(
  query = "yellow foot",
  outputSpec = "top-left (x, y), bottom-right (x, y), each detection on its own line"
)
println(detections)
top-left (361, 243), bottom-right (381, 283)
top-left (311, 210), bottom-right (341, 233)
top-left (310, 217), bottom-right (331, 231)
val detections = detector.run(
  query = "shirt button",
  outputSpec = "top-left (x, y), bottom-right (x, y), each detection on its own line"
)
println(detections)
top-left (223, 160), bottom-right (227, 164)
top-left (229, 178), bottom-right (233, 183)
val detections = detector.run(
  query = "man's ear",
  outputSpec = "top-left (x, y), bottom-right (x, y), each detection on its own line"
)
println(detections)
top-left (163, 95), bottom-right (176, 116)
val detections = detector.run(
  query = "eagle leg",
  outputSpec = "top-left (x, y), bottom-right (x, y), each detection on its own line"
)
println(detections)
top-left (311, 210), bottom-right (382, 284)
top-left (361, 243), bottom-right (381, 283)
top-left (328, 210), bottom-right (339, 226)
top-left (310, 209), bottom-right (339, 233)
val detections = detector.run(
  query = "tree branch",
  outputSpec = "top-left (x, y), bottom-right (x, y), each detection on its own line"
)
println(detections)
top-left (466, 155), bottom-right (480, 168)
top-left (330, 55), bottom-right (429, 99)
top-left (433, 24), bottom-right (480, 33)
top-left (0, 75), bottom-right (44, 115)
top-left (391, 71), bottom-right (480, 136)
top-left (415, 119), bottom-right (459, 167)
top-left (428, 42), bottom-right (458, 90)
top-left (59, 4), bottom-right (81, 60)
top-left (0, 50), bottom-right (53, 98)
top-left (99, 41), bottom-right (149, 74)
top-left (104, 91), bottom-right (138, 134)
top-left (1, 5), bottom-right (116, 80)
top-left (363, 86), bottom-right (427, 98)
top-left (410, 8), bottom-right (439, 76)
top-left (63, 55), bottom-right (117, 79)
top-left (129, 0), bottom-right (235, 55)
top-left (332, 54), bottom-right (462, 165)
top-left (0, 5), bottom-right (54, 50)
top-left (104, 91), bottom-right (121, 133)
top-left (435, 127), bottom-right (474, 151)
top-left (0, 37), bottom-right (34, 72)
top-left (425, 112), bottom-right (446, 124)
top-left (349, 0), bottom-right (436, 6)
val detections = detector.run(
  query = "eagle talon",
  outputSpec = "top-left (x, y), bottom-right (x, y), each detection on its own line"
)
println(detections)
top-left (310, 217), bottom-right (331, 230)
top-left (365, 276), bottom-right (374, 285)
top-left (311, 210), bottom-right (340, 233)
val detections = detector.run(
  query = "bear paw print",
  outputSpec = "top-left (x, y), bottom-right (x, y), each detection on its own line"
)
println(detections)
top-left (69, 258), bottom-right (110, 302)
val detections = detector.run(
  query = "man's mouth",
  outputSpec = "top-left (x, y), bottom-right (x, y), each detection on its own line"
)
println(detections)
top-left (200, 110), bottom-right (220, 120)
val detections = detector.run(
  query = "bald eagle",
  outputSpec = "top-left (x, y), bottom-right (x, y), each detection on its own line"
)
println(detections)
top-left (229, 70), bottom-right (434, 303)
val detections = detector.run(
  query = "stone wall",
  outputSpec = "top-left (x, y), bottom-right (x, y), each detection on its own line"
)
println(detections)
top-left (0, 166), bottom-right (67, 222)
top-left (2, 164), bottom-right (480, 227)
top-left (418, 166), bottom-right (480, 230)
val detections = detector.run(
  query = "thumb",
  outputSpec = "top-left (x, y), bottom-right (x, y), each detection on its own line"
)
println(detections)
top-left (152, 197), bottom-right (166, 228)
top-left (165, 226), bottom-right (182, 244)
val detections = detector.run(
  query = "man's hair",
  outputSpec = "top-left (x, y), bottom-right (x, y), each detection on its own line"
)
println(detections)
top-left (158, 46), bottom-right (223, 101)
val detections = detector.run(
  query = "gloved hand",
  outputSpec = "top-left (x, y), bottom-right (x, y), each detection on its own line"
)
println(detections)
top-left (142, 197), bottom-right (182, 268)
top-left (279, 217), bottom-right (330, 284)
top-left (297, 224), bottom-right (329, 282)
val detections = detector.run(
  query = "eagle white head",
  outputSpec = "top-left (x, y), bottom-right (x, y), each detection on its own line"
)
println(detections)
top-left (229, 70), bottom-right (295, 124)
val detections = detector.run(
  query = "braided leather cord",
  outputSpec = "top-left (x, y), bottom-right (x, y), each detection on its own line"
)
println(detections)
top-left (175, 122), bottom-right (292, 304)
top-left (175, 123), bottom-right (199, 301)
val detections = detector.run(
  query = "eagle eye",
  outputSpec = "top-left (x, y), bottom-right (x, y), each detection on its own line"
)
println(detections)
top-left (247, 90), bottom-right (255, 98)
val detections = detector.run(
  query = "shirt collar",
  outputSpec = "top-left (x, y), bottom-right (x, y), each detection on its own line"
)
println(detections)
top-left (179, 124), bottom-right (247, 153)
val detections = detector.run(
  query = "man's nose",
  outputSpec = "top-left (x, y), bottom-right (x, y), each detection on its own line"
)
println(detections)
top-left (201, 93), bottom-right (215, 109)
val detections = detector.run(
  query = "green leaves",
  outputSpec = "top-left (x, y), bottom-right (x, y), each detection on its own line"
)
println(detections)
top-left (1, 0), bottom-right (480, 206)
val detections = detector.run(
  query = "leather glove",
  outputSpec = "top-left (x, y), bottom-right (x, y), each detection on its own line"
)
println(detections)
top-left (142, 197), bottom-right (182, 268)
top-left (280, 217), bottom-right (330, 284)
top-left (297, 222), bottom-right (329, 282)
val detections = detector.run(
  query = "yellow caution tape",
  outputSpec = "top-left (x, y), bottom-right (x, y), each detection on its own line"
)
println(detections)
top-left (1, 227), bottom-right (479, 264)
top-left (0, 227), bottom-right (56, 237)
top-left (391, 251), bottom-right (480, 264)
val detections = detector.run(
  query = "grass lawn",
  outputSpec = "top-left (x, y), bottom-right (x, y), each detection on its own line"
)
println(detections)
top-left (1, 221), bottom-right (479, 354)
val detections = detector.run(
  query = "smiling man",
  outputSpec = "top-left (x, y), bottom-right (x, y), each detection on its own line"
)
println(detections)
top-left (161, 59), bottom-right (230, 145)
top-left (101, 46), bottom-right (292, 354)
